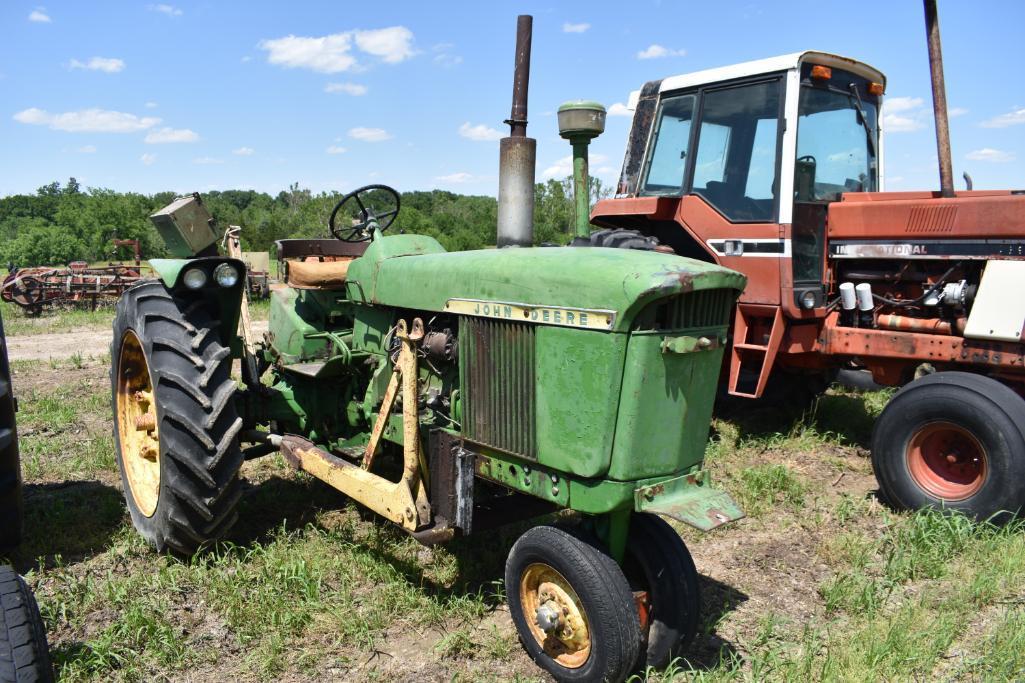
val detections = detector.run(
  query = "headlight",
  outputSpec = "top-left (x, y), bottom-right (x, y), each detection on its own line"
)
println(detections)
top-left (800, 290), bottom-right (818, 309)
top-left (182, 267), bottom-right (208, 290)
top-left (213, 263), bottom-right (240, 288)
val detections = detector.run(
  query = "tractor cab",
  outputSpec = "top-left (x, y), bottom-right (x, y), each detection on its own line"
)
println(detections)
top-left (594, 51), bottom-right (885, 317)
top-left (592, 51), bottom-right (886, 397)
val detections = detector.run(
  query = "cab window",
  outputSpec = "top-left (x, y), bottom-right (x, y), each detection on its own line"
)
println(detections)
top-left (640, 94), bottom-right (695, 194)
top-left (691, 79), bottom-right (781, 222)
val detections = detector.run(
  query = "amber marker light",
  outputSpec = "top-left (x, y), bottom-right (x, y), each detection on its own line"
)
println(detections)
top-left (810, 65), bottom-right (832, 80)
top-left (868, 82), bottom-right (885, 96)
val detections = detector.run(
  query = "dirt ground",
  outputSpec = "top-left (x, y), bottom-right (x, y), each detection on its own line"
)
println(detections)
top-left (6, 321), bottom-right (269, 362)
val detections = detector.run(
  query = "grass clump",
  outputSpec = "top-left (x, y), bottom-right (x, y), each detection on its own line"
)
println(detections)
top-left (736, 464), bottom-right (807, 516)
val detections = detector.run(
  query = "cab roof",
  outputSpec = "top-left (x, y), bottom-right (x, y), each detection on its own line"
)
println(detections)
top-left (627, 51), bottom-right (886, 107)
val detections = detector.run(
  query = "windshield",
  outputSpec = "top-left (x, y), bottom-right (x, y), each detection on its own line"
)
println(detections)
top-left (795, 86), bottom-right (878, 201)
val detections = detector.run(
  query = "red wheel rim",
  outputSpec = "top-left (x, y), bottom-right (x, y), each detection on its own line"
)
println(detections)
top-left (906, 421), bottom-right (987, 501)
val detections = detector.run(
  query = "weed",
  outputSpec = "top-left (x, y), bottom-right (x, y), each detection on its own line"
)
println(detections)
top-left (736, 463), bottom-right (807, 516)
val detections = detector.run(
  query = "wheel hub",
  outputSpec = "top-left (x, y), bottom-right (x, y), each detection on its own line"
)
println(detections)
top-left (906, 421), bottom-right (987, 501)
top-left (519, 563), bottom-right (591, 668)
top-left (116, 330), bottom-right (161, 517)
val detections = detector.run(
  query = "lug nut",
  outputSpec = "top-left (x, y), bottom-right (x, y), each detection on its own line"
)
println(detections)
top-left (134, 414), bottom-right (156, 432)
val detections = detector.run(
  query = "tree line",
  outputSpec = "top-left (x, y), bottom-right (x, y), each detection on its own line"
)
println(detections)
top-left (0, 177), bottom-right (611, 268)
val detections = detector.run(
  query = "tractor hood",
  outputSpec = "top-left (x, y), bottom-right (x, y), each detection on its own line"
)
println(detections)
top-left (345, 234), bottom-right (745, 332)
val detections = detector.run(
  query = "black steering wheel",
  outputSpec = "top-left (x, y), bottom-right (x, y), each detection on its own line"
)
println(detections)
top-left (329, 184), bottom-right (401, 242)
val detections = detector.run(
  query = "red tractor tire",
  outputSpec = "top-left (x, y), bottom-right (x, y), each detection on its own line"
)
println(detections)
top-left (872, 372), bottom-right (1025, 523)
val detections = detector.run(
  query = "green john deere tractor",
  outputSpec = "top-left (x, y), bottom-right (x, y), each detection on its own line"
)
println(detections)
top-left (111, 186), bottom-right (746, 681)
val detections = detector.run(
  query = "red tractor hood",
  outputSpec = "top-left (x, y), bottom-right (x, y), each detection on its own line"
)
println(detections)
top-left (828, 190), bottom-right (1025, 240)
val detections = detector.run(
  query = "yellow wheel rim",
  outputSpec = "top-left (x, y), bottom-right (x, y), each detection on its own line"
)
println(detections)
top-left (116, 330), bottom-right (161, 517)
top-left (519, 562), bottom-right (592, 669)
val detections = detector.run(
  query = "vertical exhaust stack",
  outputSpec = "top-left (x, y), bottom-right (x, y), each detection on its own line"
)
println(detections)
top-left (496, 15), bottom-right (536, 248)
top-left (923, 0), bottom-right (955, 198)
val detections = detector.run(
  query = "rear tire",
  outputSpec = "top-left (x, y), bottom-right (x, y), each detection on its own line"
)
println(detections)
top-left (624, 514), bottom-right (700, 671)
top-left (507, 525), bottom-right (641, 682)
top-left (0, 565), bottom-right (52, 683)
top-left (111, 281), bottom-right (243, 555)
top-left (0, 310), bottom-right (22, 549)
top-left (871, 372), bottom-right (1025, 523)
top-left (586, 228), bottom-right (661, 251)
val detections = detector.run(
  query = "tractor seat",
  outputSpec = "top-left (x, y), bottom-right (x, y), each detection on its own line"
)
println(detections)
top-left (275, 239), bottom-right (369, 290)
top-left (286, 258), bottom-right (353, 290)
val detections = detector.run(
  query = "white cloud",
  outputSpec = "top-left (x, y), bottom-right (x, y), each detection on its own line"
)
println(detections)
top-left (431, 42), bottom-right (461, 67)
top-left (458, 122), bottom-right (502, 142)
top-left (607, 102), bottom-right (632, 117)
top-left (966, 148), bottom-right (1015, 163)
top-left (149, 4), bottom-right (182, 16)
top-left (140, 153), bottom-right (157, 166)
top-left (326, 145), bottom-right (347, 154)
top-left (433, 53), bottom-right (462, 67)
top-left (348, 127), bottom-right (391, 142)
top-left (884, 96), bottom-right (923, 113)
top-left (637, 44), bottom-right (686, 59)
top-left (949, 107), bottom-right (968, 118)
top-left (13, 107), bottom-right (159, 133)
top-left (882, 96), bottom-right (926, 133)
top-left (828, 147), bottom-right (865, 162)
top-left (232, 146), bottom-right (255, 156)
top-left (543, 153), bottom-right (609, 179)
top-left (981, 107), bottom-right (1025, 129)
top-left (77, 145), bottom-right (96, 153)
top-left (260, 26), bottom-right (415, 73)
top-left (193, 157), bottom-right (224, 165)
top-left (145, 101), bottom-right (158, 109)
top-left (324, 82), bottom-right (367, 96)
top-left (69, 57), bottom-right (125, 73)
top-left (261, 33), bottom-right (357, 73)
top-left (563, 22), bottom-right (590, 33)
top-left (28, 8), bottom-right (50, 22)
top-left (436, 172), bottom-right (475, 183)
top-left (354, 26), bottom-right (416, 63)
top-left (144, 127), bottom-right (199, 143)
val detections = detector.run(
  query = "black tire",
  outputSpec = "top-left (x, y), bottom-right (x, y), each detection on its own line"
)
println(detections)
top-left (623, 514), bottom-right (700, 671)
top-left (587, 228), bottom-right (661, 251)
top-left (0, 310), bottom-right (22, 550)
top-left (716, 368), bottom-right (835, 419)
top-left (0, 565), bottom-right (52, 683)
top-left (506, 525), bottom-right (641, 683)
top-left (871, 372), bottom-right (1025, 523)
top-left (111, 281), bottom-right (244, 555)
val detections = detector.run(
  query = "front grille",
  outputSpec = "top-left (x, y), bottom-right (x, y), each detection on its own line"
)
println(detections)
top-left (644, 288), bottom-right (735, 331)
top-left (459, 317), bottom-right (536, 460)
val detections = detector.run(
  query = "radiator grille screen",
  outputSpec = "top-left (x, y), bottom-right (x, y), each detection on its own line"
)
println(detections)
top-left (648, 288), bottom-right (735, 331)
top-left (459, 317), bottom-right (537, 460)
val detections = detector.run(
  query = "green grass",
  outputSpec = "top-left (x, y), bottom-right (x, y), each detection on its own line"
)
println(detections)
top-left (11, 363), bottom-right (1025, 681)
top-left (0, 299), bottom-right (116, 335)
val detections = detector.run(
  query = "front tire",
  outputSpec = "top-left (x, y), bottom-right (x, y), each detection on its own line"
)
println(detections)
top-left (871, 372), bottom-right (1025, 523)
top-left (0, 565), bottom-right (52, 683)
top-left (111, 281), bottom-right (244, 555)
top-left (623, 514), bottom-right (700, 670)
top-left (507, 525), bottom-right (641, 682)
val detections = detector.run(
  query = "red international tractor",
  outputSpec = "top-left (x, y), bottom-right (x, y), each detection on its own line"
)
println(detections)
top-left (590, 6), bottom-right (1025, 522)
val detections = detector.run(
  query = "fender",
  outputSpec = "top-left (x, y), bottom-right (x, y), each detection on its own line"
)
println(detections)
top-left (147, 256), bottom-right (247, 349)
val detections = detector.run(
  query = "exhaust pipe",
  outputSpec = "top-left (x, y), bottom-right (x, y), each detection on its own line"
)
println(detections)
top-left (496, 15), bottom-right (536, 248)
top-left (923, 0), bottom-right (955, 198)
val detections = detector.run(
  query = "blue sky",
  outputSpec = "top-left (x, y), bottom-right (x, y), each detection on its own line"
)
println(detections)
top-left (2, 1), bottom-right (1023, 198)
